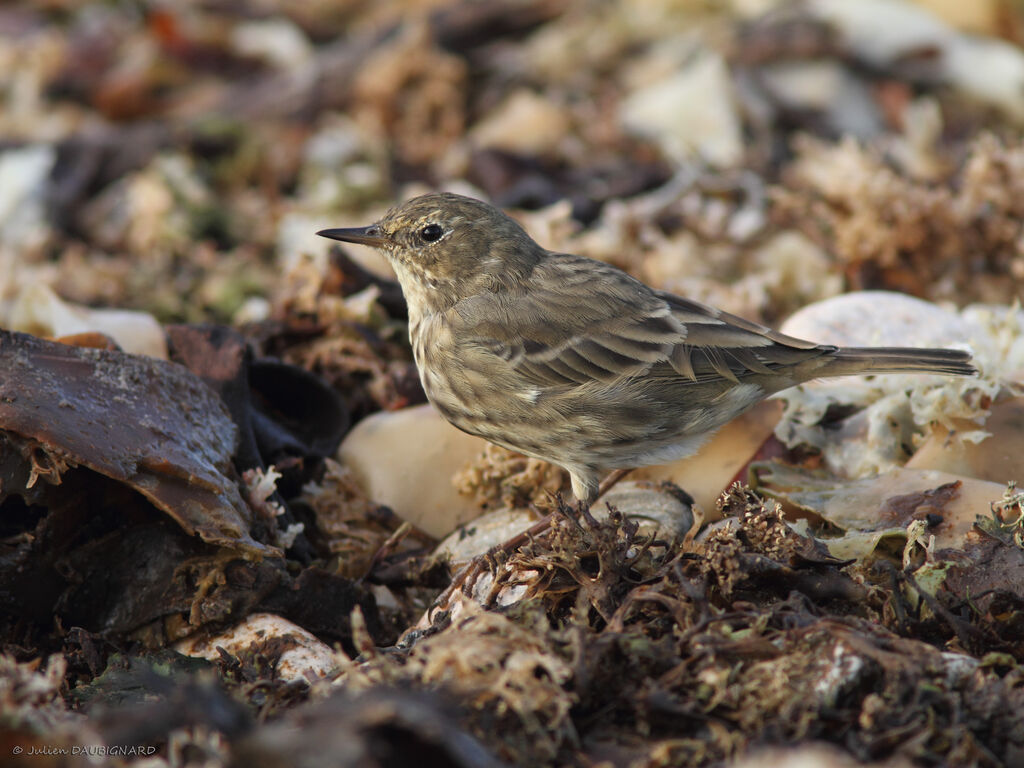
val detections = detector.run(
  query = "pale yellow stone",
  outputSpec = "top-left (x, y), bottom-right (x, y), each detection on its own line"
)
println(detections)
top-left (911, 0), bottom-right (999, 35)
top-left (7, 284), bottom-right (168, 359)
top-left (907, 396), bottom-right (1024, 485)
top-left (632, 399), bottom-right (782, 515)
top-left (337, 404), bottom-right (488, 538)
top-left (762, 465), bottom-right (1006, 551)
top-left (175, 613), bottom-right (337, 682)
top-left (470, 89), bottom-right (572, 155)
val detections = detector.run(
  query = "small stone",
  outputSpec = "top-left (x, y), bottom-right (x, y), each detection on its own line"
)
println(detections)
top-left (907, 396), bottom-right (1024, 484)
top-left (633, 400), bottom-right (781, 514)
top-left (0, 145), bottom-right (54, 253)
top-left (599, 481), bottom-right (694, 539)
top-left (779, 290), bottom-right (971, 348)
top-left (337, 404), bottom-right (489, 538)
top-left (7, 284), bottom-right (168, 359)
top-left (621, 49), bottom-right (743, 167)
top-left (175, 613), bottom-right (338, 683)
top-left (435, 507), bottom-right (541, 566)
top-left (470, 89), bottom-right (572, 155)
top-left (435, 481), bottom-right (694, 567)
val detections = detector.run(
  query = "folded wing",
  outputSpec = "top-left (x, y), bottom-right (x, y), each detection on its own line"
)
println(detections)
top-left (456, 254), bottom-right (834, 389)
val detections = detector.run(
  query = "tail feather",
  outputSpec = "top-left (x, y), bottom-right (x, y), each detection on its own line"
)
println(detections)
top-left (823, 347), bottom-right (976, 378)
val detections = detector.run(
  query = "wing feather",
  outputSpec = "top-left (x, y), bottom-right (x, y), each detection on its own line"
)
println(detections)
top-left (452, 254), bottom-right (831, 390)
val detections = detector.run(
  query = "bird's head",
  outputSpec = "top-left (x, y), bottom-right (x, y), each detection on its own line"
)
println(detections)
top-left (318, 193), bottom-right (543, 314)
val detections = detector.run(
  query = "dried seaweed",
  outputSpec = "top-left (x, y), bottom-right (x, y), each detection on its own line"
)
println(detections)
top-left (774, 134), bottom-right (1024, 305)
top-left (454, 444), bottom-right (567, 511)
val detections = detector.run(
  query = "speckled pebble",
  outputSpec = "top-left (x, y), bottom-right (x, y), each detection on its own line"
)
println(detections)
top-left (175, 613), bottom-right (337, 683)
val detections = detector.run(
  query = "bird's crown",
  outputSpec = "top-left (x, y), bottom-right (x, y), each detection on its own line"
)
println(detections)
top-left (319, 193), bottom-right (544, 311)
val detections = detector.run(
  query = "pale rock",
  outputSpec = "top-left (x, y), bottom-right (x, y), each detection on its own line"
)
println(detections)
top-left (337, 404), bottom-right (488, 538)
top-left (633, 400), bottom-right (782, 515)
top-left (435, 507), bottom-right (540, 566)
top-left (809, 0), bottom-right (952, 68)
top-left (756, 60), bottom-right (838, 112)
top-left (470, 89), bottom-right (572, 155)
top-left (779, 290), bottom-right (971, 349)
top-left (0, 145), bottom-right (54, 254)
top-left (6, 284), bottom-right (168, 359)
top-left (621, 50), bottom-right (743, 167)
top-left (231, 18), bottom-right (314, 71)
top-left (943, 36), bottom-right (1024, 122)
top-left (0, 145), bottom-right (55, 306)
top-left (232, 296), bottom-right (272, 325)
top-left (810, 0), bottom-right (1024, 122)
top-left (758, 60), bottom-right (881, 138)
top-left (279, 213), bottom-right (331, 275)
top-left (774, 292), bottom-right (987, 478)
top-left (599, 481), bottom-right (694, 538)
top-left (176, 613), bottom-right (337, 683)
top-left (436, 481), bottom-right (694, 566)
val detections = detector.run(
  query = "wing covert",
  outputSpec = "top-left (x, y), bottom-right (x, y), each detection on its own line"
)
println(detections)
top-left (453, 254), bottom-right (831, 389)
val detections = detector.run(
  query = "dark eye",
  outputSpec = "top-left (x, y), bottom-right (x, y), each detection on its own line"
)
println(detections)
top-left (419, 224), bottom-right (444, 243)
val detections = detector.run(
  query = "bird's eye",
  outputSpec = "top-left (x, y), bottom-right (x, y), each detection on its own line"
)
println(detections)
top-left (419, 224), bottom-right (444, 243)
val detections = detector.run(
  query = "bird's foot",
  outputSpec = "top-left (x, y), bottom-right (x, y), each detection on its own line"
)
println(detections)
top-left (427, 469), bottom-right (634, 619)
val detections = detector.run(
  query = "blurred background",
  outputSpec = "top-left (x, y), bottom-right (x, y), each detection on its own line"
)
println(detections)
top-left (2, 0), bottom-right (1023, 341)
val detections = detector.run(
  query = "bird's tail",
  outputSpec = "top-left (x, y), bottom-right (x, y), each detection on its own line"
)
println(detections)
top-left (823, 347), bottom-right (976, 378)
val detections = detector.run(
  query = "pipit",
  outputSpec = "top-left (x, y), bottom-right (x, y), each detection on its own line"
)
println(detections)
top-left (319, 193), bottom-right (975, 506)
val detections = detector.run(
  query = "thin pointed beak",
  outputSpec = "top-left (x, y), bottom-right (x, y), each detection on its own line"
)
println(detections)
top-left (316, 225), bottom-right (386, 247)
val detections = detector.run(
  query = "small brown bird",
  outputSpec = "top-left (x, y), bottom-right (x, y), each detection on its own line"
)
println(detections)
top-left (319, 193), bottom-right (975, 505)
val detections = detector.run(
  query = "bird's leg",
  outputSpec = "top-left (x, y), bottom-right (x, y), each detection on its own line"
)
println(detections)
top-left (576, 468), bottom-right (631, 525)
top-left (428, 468), bottom-right (634, 618)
